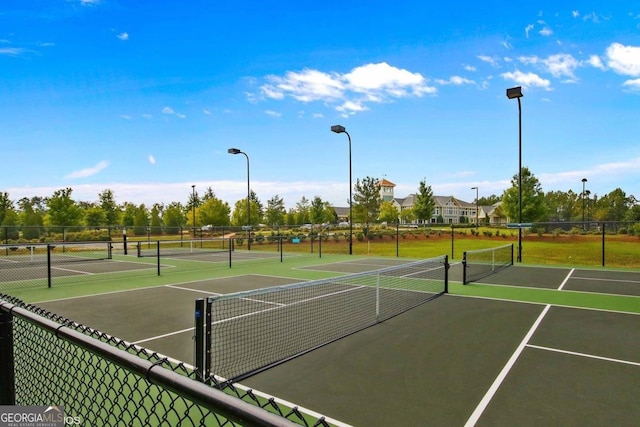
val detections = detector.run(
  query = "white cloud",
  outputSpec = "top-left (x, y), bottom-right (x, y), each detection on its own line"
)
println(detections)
top-left (464, 65), bottom-right (476, 72)
top-left (343, 62), bottom-right (434, 96)
top-left (478, 55), bottom-right (499, 67)
top-left (588, 55), bottom-right (605, 70)
top-left (525, 24), bottom-right (534, 38)
top-left (519, 53), bottom-right (580, 80)
top-left (0, 47), bottom-right (29, 56)
top-left (572, 10), bottom-right (579, 18)
top-left (262, 69), bottom-right (344, 102)
top-left (622, 78), bottom-right (640, 92)
top-left (148, 155), bottom-right (156, 165)
top-left (606, 43), bottom-right (640, 76)
top-left (259, 62), bottom-right (436, 115)
top-left (203, 109), bottom-right (211, 115)
top-left (539, 27), bottom-right (553, 37)
top-left (119, 114), bottom-right (131, 120)
top-left (162, 107), bottom-right (175, 114)
top-left (501, 70), bottom-right (551, 90)
top-left (80, 0), bottom-right (99, 5)
top-left (435, 76), bottom-right (475, 86)
top-left (142, 113), bottom-right (152, 119)
top-left (265, 110), bottom-right (282, 118)
top-left (65, 161), bottom-right (109, 179)
top-left (117, 32), bottom-right (129, 41)
top-left (176, 113), bottom-right (186, 119)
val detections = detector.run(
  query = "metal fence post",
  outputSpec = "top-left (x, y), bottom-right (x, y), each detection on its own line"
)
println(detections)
top-left (0, 305), bottom-right (15, 405)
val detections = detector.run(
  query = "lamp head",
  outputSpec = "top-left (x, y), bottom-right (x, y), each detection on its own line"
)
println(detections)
top-left (331, 124), bottom-right (346, 134)
top-left (228, 148), bottom-right (241, 154)
top-left (582, 178), bottom-right (588, 183)
top-left (506, 86), bottom-right (523, 99)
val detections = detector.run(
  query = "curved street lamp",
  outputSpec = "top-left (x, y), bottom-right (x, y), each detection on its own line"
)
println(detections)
top-left (331, 125), bottom-right (353, 255)
top-left (471, 186), bottom-right (479, 229)
top-left (228, 148), bottom-right (251, 250)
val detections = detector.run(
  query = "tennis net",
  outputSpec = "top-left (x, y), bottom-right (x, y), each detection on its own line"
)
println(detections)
top-left (462, 243), bottom-right (513, 284)
top-left (195, 255), bottom-right (449, 382)
top-left (0, 242), bottom-right (111, 266)
top-left (136, 238), bottom-right (231, 258)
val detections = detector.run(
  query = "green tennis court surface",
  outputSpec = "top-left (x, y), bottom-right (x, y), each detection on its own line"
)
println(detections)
top-left (8, 255), bottom-right (640, 426)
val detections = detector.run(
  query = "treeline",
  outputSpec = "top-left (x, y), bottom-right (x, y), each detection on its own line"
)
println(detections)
top-left (1, 170), bottom-right (638, 241)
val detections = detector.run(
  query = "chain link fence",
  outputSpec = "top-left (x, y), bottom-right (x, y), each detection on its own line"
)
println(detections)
top-left (0, 294), bottom-right (331, 426)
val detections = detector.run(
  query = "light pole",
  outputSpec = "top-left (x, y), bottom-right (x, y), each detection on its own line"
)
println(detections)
top-left (228, 148), bottom-right (251, 250)
top-left (331, 124), bottom-right (353, 255)
top-left (582, 178), bottom-right (588, 229)
top-left (471, 186), bottom-right (479, 229)
top-left (191, 185), bottom-right (196, 238)
top-left (507, 86), bottom-right (523, 263)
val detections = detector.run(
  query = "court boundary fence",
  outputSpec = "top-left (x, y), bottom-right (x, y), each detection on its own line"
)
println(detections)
top-left (0, 294), bottom-right (330, 426)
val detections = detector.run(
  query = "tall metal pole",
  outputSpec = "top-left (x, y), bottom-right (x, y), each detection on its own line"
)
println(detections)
top-left (517, 97), bottom-right (522, 262)
top-left (245, 152), bottom-right (250, 250)
top-left (192, 185), bottom-right (196, 238)
top-left (228, 148), bottom-right (251, 250)
top-left (331, 125), bottom-right (353, 255)
top-left (347, 132), bottom-right (353, 255)
top-left (471, 186), bottom-right (478, 228)
top-left (582, 178), bottom-right (587, 229)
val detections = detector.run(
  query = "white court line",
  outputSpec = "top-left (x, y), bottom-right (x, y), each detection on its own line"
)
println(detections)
top-left (464, 304), bottom-right (551, 427)
top-left (526, 344), bottom-right (640, 367)
top-left (572, 276), bottom-right (640, 284)
top-left (557, 268), bottom-right (575, 291)
top-left (132, 327), bottom-right (195, 345)
top-left (165, 284), bottom-right (221, 295)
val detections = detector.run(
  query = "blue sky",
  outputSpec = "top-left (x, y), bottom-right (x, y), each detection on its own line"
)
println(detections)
top-left (1, 1), bottom-right (639, 209)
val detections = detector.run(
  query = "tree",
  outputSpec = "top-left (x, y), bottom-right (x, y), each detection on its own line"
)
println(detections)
top-left (501, 167), bottom-right (547, 223)
top-left (121, 202), bottom-right (137, 227)
top-left (0, 209), bottom-right (19, 240)
top-left (99, 189), bottom-right (120, 226)
top-left (399, 207), bottom-right (415, 224)
top-left (199, 197), bottom-right (231, 226)
top-left (295, 196), bottom-right (310, 225)
top-left (133, 204), bottom-right (149, 236)
top-left (85, 206), bottom-right (107, 227)
top-left (46, 188), bottom-right (84, 229)
top-left (265, 195), bottom-right (286, 227)
top-left (149, 204), bottom-right (163, 234)
top-left (310, 196), bottom-right (327, 225)
top-left (18, 198), bottom-right (43, 240)
top-left (545, 190), bottom-right (579, 221)
top-left (594, 188), bottom-right (631, 222)
top-left (352, 176), bottom-right (382, 226)
top-left (378, 201), bottom-right (399, 223)
top-left (231, 190), bottom-right (262, 227)
top-left (477, 195), bottom-right (501, 206)
top-left (163, 202), bottom-right (185, 234)
top-left (414, 179), bottom-right (435, 224)
top-left (0, 192), bottom-right (14, 226)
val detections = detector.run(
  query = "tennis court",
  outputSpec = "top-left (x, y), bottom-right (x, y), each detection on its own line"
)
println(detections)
top-left (12, 255), bottom-right (640, 426)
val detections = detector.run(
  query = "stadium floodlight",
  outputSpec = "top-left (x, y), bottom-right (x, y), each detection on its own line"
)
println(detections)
top-left (228, 148), bottom-right (251, 250)
top-left (506, 86), bottom-right (523, 262)
top-left (331, 125), bottom-right (353, 255)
